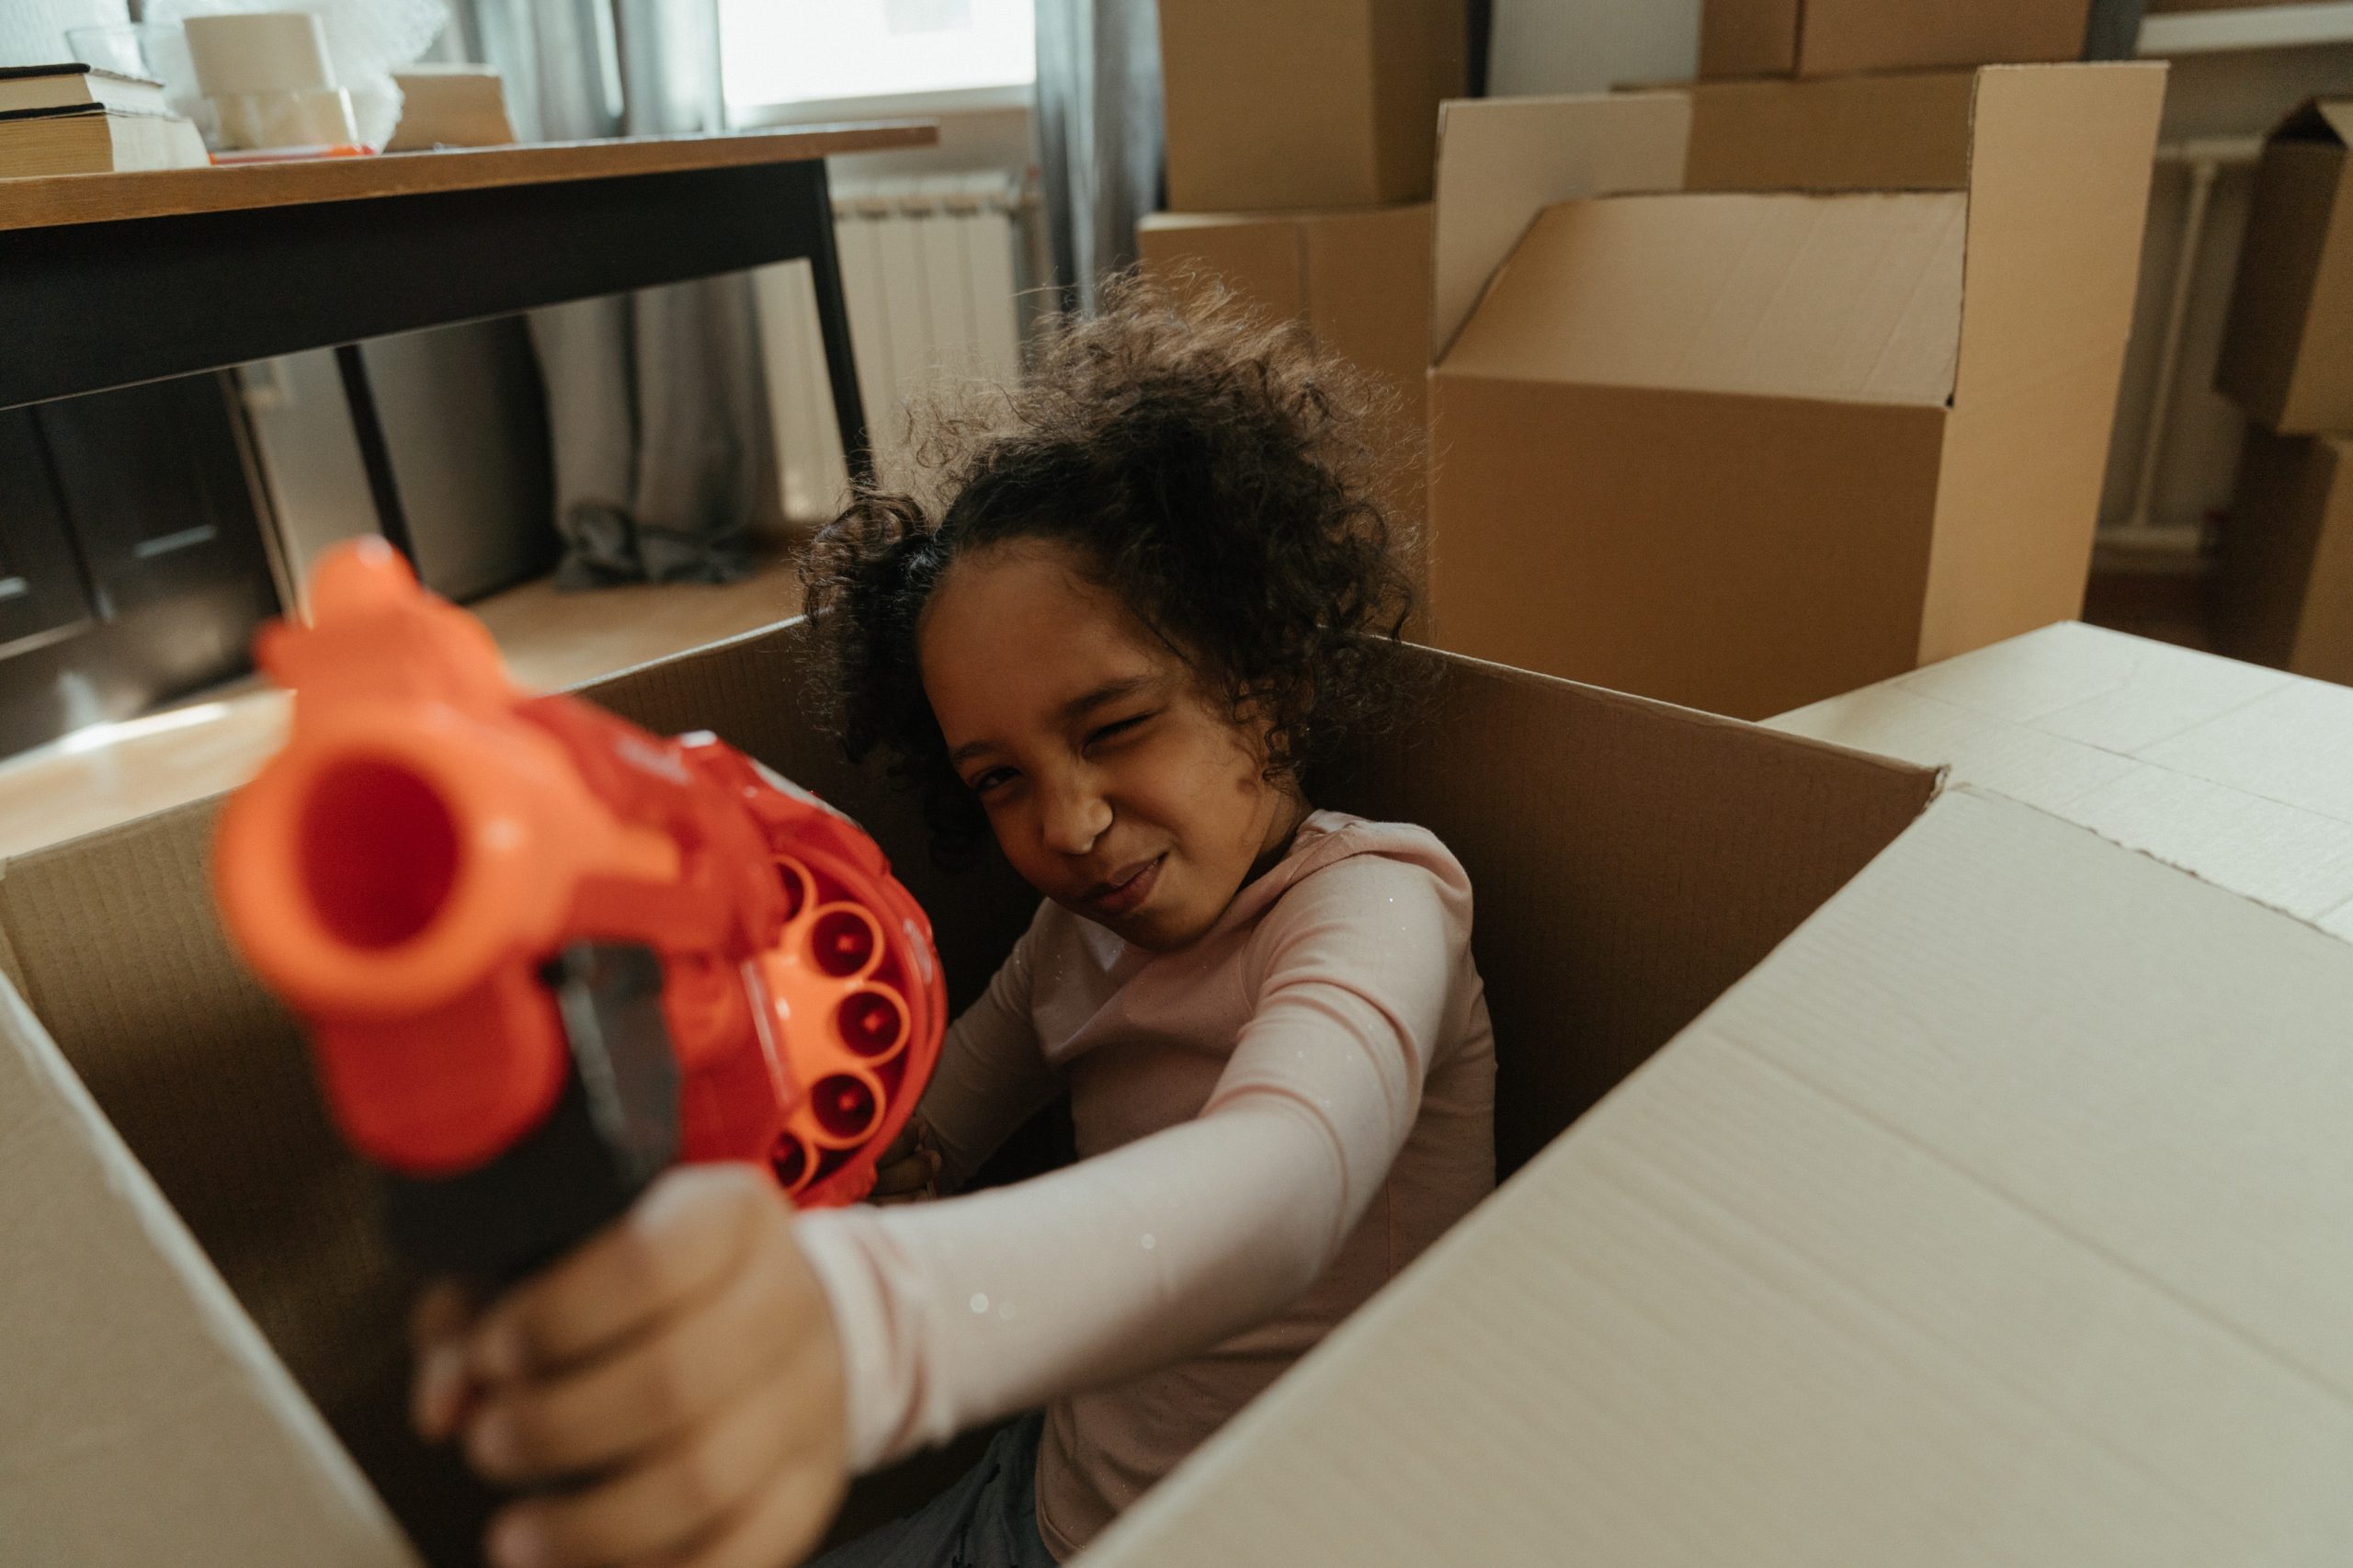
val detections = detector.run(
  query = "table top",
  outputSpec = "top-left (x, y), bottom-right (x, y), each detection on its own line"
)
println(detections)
top-left (0, 121), bottom-right (937, 234)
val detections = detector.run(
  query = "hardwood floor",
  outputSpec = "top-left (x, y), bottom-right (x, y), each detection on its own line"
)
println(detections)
top-left (0, 554), bottom-right (806, 861)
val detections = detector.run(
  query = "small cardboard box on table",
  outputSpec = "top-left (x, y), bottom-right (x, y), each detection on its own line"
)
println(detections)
top-left (1157, 0), bottom-right (1466, 213)
top-left (1136, 203), bottom-right (1433, 538)
top-left (1426, 63), bottom-right (2166, 722)
top-left (15, 619), bottom-right (2353, 1563)
top-left (2215, 101), bottom-right (2353, 437)
top-left (1700, 0), bottom-right (2093, 81)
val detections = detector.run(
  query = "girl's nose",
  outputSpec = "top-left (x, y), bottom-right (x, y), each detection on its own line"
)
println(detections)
top-left (1040, 778), bottom-right (1111, 858)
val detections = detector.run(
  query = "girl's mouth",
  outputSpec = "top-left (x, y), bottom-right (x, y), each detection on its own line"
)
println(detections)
top-left (1083, 854), bottom-right (1164, 918)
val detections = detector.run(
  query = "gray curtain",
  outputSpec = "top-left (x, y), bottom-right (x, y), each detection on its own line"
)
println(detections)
top-left (1033, 0), bottom-right (1162, 313)
top-left (460, 0), bottom-right (772, 586)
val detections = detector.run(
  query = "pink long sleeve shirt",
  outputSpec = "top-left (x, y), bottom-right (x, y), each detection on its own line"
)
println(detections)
top-left (793, 811), bottom-right (1496, 1558)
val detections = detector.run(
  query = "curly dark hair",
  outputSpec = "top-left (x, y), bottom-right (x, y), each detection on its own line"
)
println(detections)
top-left (798, 272), bottom-right (1426, 862)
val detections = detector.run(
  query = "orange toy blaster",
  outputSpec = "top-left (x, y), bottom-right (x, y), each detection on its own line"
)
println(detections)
top-left (213, 540), bottom-right (943, 1278)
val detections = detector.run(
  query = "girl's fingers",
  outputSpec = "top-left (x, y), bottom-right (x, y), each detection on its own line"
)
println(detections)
top-left (463, 1225), bottom-right (804, 1483)
top-left (641, 1455), bottom-right (847, 1568)
top-left (411, 1279), bottom-right (483, 1441)
top-left (468, 1165), bottom-right (774, 1383)
top-left (483, 1366), bottom-right (805, 1568)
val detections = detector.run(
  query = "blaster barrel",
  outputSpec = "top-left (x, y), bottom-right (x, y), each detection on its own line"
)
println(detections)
top-left (212, 540), bottom-right (942, 1256)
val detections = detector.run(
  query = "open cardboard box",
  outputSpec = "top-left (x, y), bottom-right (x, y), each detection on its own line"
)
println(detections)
top-left (14, 619), bottom-right (2353, 1562)
top-left (1423, 63), bottom-right (2165, 723)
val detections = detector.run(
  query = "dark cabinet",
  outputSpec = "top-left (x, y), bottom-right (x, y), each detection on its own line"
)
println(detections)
top-left (0, 375), bottom-right (281, 756)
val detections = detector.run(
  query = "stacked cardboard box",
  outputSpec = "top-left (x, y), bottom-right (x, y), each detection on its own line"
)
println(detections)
top-left (2213, 101), bottom-right (2353, 685)
top-left (17, 617), bottom-right (2353, 1561)
top-left (1422, 63), bottom-right (2165, 721)
top-left (1135, 0), bottom-right (1463, 549)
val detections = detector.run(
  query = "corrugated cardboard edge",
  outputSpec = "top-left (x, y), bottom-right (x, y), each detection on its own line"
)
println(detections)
top-left (0, 970), bottom-right (419, 1566)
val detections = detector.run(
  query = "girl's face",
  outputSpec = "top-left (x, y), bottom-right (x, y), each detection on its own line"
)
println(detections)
top-left (918, 540), bottom-right (1305, 952)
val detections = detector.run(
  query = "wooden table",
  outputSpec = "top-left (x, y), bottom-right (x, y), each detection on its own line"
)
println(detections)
top-left (0, 124), bottom-right (935, 559)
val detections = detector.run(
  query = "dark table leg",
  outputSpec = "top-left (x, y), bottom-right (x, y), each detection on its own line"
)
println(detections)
top-left (798, 161), bottom-right (875, 493)
top-left (334, 344), bottom-right (418, 567)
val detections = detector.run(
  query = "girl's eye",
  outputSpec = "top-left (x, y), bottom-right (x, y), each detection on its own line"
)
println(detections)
top-left (968, 767), bottom-right (1017, 796)
top-left (1086, 712), bottom-right (1153, 748)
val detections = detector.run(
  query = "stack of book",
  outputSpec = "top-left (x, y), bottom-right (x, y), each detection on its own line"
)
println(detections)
top-left (0, 62), bottom-right (210, 178)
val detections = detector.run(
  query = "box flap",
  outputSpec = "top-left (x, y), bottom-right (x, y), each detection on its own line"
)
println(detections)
top-left (0, 970), bottom-right (419, 1567)
top-left (1948, 63), bottom-right (2167, 407)
top-left (1441, 190), bottom-right (1965, 406)
top-left (1772, 621), bottom-right (2353, 939)
top-left (1313, 645), bottom-right (1938, 1171)
top-left (1428, 93), bottom-right (1688, 363)
top-left (1087, 785), bottom-right (2353, 1565)
top-left (1681, 71), bottom-right (1978, 192)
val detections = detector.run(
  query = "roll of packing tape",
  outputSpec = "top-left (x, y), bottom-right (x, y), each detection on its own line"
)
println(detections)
top-left (213, 87), bottom-right (359, 151)
top-left (185, 11), bottom-right (335, 97)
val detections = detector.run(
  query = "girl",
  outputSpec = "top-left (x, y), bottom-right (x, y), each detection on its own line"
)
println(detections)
top-left (410, 280), bottom-right (1496, 1568)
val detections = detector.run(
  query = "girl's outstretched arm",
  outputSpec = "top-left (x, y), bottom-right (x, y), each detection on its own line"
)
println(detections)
top-left (795, 847), bottom-right (1470, 1471)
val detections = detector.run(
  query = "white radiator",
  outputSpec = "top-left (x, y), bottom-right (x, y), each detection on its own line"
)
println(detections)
top-left (755, 171), bottom-right (1036, 521)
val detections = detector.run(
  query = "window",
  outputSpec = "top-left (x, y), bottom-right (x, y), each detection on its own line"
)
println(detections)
top-left (718, 0), bottom-right (1037, 112)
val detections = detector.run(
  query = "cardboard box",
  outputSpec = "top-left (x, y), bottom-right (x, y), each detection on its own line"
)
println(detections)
top-left (2212, 430), bottom-right (2353, 685)
top-left (16, 619), bottom-right (2353, 1560)
top-left (1427, 65), bottom-right (2166, 721)
top-left (1700, 0), bottom-right (2092, 80)
top-left (1137, 204), bottom-right (1432, 539)
top-left (385, 65), bottom-right (517, 152)
top-left (1158, 0), bottom-right (1466, 212)
top-left (2215, 101), bottom-right (2353, 435)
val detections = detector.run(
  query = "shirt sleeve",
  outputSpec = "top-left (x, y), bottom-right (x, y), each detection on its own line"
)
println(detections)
top-left (793, 850), bottom-right (1468, 1472)
top-left (915, 913), bottom-right (1063, 1193)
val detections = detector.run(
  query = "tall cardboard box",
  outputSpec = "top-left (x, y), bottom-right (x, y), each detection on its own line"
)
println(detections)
top-left (2212, 430), bottom-right (2353, 685)
top-left (2215, 101), bottom-right (2353, 436)
top-left (1700, 0), bottom-right (2092, 80)
top-left (1158, 0), bottom-right (1466, 212)
top-left (1426, 65), bottom-right (2166, 721)
top-left (1137, 204), bottom-right (1433, 540)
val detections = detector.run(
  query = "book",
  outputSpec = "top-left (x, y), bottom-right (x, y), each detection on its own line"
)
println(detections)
top-left (0, 105), bottom-right (210, 178)
top-left (386, 64), bottom-right (516, 152)
top-left (0, 62), bottom-right (169, 117)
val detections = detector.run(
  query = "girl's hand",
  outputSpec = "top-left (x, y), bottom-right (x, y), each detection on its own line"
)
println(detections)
top-left (410, 1164), bottom-right (848, 1568)
top-left (868, 1114), bottom-right (942, 1205)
